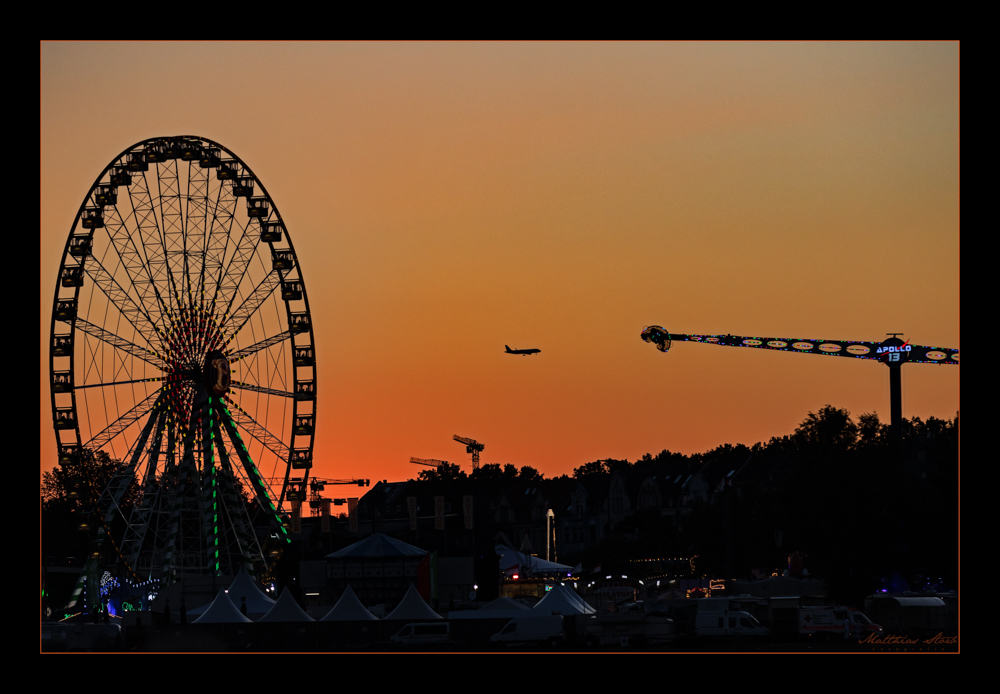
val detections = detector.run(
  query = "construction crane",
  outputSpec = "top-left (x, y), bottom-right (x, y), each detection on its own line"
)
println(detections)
top-left (410, 457), bottom-right (449, 468)
top-left (307, 478), bottom-right (369, 513)
top-left (273, 476), bottom-right (369, 504)
top-left (453, 435), bottom-right (485, 470)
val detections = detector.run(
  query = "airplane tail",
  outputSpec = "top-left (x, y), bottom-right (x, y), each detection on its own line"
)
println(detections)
top-left (505, 345), bottom-right (512, 352)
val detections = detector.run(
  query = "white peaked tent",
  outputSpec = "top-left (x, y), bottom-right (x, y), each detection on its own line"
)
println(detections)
top-left (533, 585), bottom-right (595, 615)
top-left (385, 583), bottom-right (442, 621)
top-left (186, 568), bottom-right (276, 617)
top-left (321, 584), bottom-right (379, 621)
top-left (192, 590), bottom-right (254, 624)
top-left (226, 567), bottom-right (276, 618)
top-left (258, 588), bottom-right (314, 622)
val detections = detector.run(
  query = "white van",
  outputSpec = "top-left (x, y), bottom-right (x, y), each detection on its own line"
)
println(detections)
top-left (695, 610), bottom-right (771, 638)
top-left (389, 622), bottom-right (451, 648)
top-left (491, 615), bottom-right (564, 648)
top-left (798, 607), bottom-right (882, 640)
top-left (581, 612), bottom-right (675, 648)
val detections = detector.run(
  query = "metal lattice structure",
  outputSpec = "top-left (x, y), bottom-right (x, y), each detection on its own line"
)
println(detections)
top-left (49, 136), bottom-right (317, 608)
top-left (453, 435), bottom-right (484, 470)
top-left (640, 325), bottom-right (958, 436)
top-left (639, 326), bottom-right (959, 365)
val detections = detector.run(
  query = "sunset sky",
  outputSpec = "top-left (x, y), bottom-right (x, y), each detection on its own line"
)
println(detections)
top-left (41, 42), bottom-right (959, 489)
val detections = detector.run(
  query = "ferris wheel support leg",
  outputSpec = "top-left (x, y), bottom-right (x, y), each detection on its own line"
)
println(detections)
top-left (208, 415), bottom-right (259, 577)
top-left (161, 410), bottom-right (209, 585)
top-left (219, 407), bottom-right (292, 547)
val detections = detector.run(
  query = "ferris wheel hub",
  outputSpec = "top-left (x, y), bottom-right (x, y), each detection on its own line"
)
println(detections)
top-left (203, 350), bottom-right (231, 396)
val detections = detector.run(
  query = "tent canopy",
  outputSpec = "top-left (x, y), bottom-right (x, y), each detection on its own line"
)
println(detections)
top-left (385, 583), bottom-right (442, 621)
top-left (496, 545), bottom-right (574, 577)
top-left (259, 588), bottom-right (314, 622)
top-left (321, 584), bottom-right (379, 622)
top-left (327, 533), bottom-right (428, 559)
top-left (192, 590), bottom-right (253, 624)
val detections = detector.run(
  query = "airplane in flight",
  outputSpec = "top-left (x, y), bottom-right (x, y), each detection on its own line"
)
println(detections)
top-left (505, 345), bottom-right (540, 356)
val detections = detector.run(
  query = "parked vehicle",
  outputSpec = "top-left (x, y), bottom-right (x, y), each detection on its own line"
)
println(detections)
top-left (41, 622), bottom-right (122, 651)
top-left (695, 609), bottom-right (771, 638)
top-left (693, 597), bottom-right (771, 639)
top-left (863, 595), bottom-right (951, 638)
top-left (580, 611), bottom-right (675, 647)
top-left (798, 607), bottom-right (882, 640)
top-left (491, 615), bottom-right (564, 648)
top-left (389, 622), bottom-right (451, 648)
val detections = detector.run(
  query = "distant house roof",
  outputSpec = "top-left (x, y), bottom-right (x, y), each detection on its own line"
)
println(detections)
top-left (326, 532), bottom-right (429, 559)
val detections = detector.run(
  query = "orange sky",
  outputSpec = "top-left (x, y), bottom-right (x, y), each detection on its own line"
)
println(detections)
top-left (41, 42), bottom-right (959, 491)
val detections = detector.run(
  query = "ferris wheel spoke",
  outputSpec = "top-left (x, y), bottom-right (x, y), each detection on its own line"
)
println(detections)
top-left (81, 253), bottom-right (167, 353)
top-left (96, 399), bottom-right (164, 525)
top-left (202, 184), bottom-right (239, 306)
top-left (75, 377), bottom-right (166, 390)
top-left (118, 163), bottom-right (181, 321)
top-left (227, 329), bottom-right (294, 362)
top-left (221, 395), bottom-right (291, 466)
top-left (99, 197), bottom-right (172, 333)
top-left (182, 162), bottom-right (212, 300)
top-left (84, 389), bottom-right (164, 452)
top-left (220, 269), bottom-right (284, 340)
top-left (229, 381), bottom-right (297, 399)
top-left (73, 317), bottom-right (168, 370)
top-left (154, 158), bottom-right (189, 297)
top-left (211, 202), bottom-right (259, 320)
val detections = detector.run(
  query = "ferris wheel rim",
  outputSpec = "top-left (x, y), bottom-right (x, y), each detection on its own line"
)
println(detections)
top-left (48, 136), bottom-right (315, 587)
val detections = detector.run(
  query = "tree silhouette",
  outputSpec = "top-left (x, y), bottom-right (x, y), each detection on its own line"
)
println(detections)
top-left (417, 462), bottom-right (467, 482)
top-left (793, 404), bottom-right (859, 450)
top-left (42, 449), bottom-right (134, 559)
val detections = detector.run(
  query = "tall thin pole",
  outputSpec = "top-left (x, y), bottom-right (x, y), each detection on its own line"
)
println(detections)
top-left (888, 362), bottom-right (903, 446)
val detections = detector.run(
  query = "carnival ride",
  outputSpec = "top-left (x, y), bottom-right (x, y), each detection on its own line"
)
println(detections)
top-left (639, 326), bottom-right (958, 434)
top-left (48, 136), bottom-right (317, 609)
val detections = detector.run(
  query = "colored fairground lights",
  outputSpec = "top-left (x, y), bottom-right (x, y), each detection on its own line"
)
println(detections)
top-left (640, 325), bottom-right (957, 438)
top-left (639, 326), bottom-right (957, 366)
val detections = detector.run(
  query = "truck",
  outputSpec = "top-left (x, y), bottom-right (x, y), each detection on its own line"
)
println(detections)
top-left (798, 606), bottom-right (882, 641)
top-left (491, 615), bottom-right (565, 648)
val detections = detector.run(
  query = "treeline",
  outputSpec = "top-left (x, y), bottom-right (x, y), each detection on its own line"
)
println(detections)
top-left (414, 405), bottom-right (958, 484)
top-left (412, 405), bottom-right (958, 605)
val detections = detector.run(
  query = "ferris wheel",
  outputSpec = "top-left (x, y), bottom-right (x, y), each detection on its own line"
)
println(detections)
top-left (48, 136), bottom-right (316, 607)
